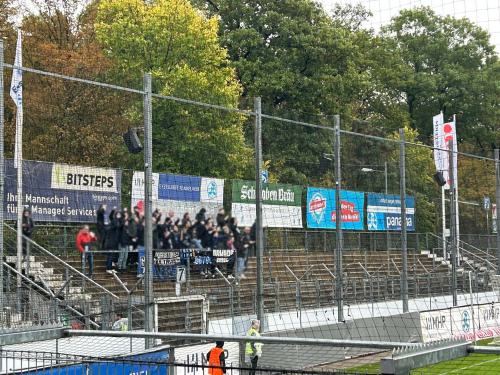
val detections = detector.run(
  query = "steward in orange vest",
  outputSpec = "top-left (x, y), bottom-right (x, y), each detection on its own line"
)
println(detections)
top-left (207, 341), bottom-right (226, 375)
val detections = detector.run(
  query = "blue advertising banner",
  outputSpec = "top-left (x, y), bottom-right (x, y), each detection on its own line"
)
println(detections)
top-left (366, 193), bottom-right (416, 231)
top-left (4, 159), bottom-right (121, 222)
top-left (24, 349), bottom-right (169, 375)
top-left (158, 174), bottom-right (201, 201)
top-left (132, 172), bottom-right (224, 221)
top-left (307, 188), bottom-right (365, 230)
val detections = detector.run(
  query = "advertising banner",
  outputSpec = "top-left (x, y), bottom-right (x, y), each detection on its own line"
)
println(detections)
top-left (306, 188), bottom-right (364, 230)
top-left (231, 180), bottom-right (303, 228)
top-left (23, 349), bottom-right (169, 375)
top-left (174, 342), bottom-right (240, 375)
top-left (366, 193), bottom-right (416, 231)
top-left (420, 303), bottom-right (500, 342)
top-left (4, 159), bottom-right (121, 222)
top-left (132, 171), bottom-right (224, 220)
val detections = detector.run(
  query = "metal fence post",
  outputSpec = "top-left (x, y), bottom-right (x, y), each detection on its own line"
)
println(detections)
top-left (495, 149), bottom-right (500, 274)
top-left (63, 227), bottom-right (68, 256)
top-left (449, 140), bottom-right (458, 306)
top-left (254, 97), bottom-right (265, 328)
top-left (296, 281), bottom-right (302, 328)
top-left (399, 128), bottom-right (409, 313)
top-left (0, 39), bottom-right (4, 313)
top-left (334, 115), bottom-right (344, 322)
top-left (143, 72), bottom-right (154, 348)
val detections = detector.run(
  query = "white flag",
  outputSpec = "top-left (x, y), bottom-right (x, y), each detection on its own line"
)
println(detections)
top-left (433, 112), bottom-right (447, 181)
top-left (433, 113), bottom-right (458, 189)
top-left (10, 30), bottom-right (23, 169)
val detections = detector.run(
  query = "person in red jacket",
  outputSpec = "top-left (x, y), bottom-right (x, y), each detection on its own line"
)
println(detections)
top-left (76, 225), bottom-right (97, 277)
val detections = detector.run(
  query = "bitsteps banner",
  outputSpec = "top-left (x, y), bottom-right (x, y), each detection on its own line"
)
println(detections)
top-left (4, 159), bottom-right (121, 222)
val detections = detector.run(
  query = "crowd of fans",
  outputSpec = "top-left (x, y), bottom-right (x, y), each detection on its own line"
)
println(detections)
top-left (76, 205), bottom-right (256, 279)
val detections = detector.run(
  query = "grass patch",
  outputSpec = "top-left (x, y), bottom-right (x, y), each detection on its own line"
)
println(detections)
top-left (343, 361), bottom-right (380, 374)
top-left (410, 353), bottom-right (500, 374)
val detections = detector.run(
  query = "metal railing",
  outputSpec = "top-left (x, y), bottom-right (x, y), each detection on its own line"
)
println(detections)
top-left (1, 262), bottom-right (101, 330)
top-left (264, 229), bottom-right (442, 252)
top-left (4, 222), bottom-right (119, 299)
top-left (15, 223), bottom-right (499, 256)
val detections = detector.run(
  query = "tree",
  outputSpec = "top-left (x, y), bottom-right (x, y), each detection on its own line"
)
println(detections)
top-left (191, 0), bottom-right (375, 185)
top-left (377, 7), bottom-right (499, 150)
top-left (1, 0), bottom-right (132, 167)
top-left (390, 126), bottom-right (437, 233)
top-left (95, 0), bottom-right (252, 178)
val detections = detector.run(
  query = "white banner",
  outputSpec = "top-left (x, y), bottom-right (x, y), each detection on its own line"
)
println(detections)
top-left (10, 30), bottom-right (23, 169)
top-left (131, 172), bottom-right (224, 220)
top-left (433, 112), bottom-right (446, 180)
top-left (421, 303), bottom-right (500, 342)
top-left (200, 177), bottom-right (224, 204)
top-left (51, 164), bottom-right (120, 193)
top-left (231, 202), bottom-right (303, 228)
top-left (174, 342), bottom-right (240, 375)
top-left (131, 171), bottom-right (159, 200)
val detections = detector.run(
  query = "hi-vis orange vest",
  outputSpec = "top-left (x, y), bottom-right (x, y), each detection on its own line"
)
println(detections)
top-left (208, 347), bottom-right (225, 375)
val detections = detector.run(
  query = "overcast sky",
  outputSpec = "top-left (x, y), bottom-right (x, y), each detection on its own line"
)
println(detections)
top-left (319, 0), bottom-right (500, 52)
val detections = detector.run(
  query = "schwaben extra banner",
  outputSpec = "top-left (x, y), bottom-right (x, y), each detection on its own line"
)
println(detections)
top-left (306, 188), bottom-right (364, 230)
top-left (131, 171), bottom-right (224, 220)
top-left (231, 180), bottom-right (303, 228)
top-left (4, 159), bottom-right (121, 222)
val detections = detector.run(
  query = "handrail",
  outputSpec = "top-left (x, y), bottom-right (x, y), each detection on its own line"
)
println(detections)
top-left (358, 262), bottom-right (371, 278)
top-left (417, 259), bottom-right (429, 274)
top-left (37, 276), bottom-right (55, 298)
top-left (214, 267), bottom-right (234, 287)
top-left (284, 265), bottom-right (300, 282)
top-left (459, 240), bottom-right (496, 261)
top-left (427, 231), bottom-right (497, 270)
top-left (321, 263), bottom-right (336, 279)
top-left (2, 262), bottom-right (100, 329)
top-left (460, 247), bottom-right (496, 270)
top-left (390, 259), bottom-right (401, 275)
top-left (4, 223), bottom-right (119, 299)
top-left (55, 276), bottom-right (73, 298)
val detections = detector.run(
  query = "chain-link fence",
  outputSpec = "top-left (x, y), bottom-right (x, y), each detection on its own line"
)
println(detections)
top-left (1, 28), bottom-right (500, 374)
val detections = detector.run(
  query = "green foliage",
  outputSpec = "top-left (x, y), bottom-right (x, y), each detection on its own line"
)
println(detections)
top-left (378, 7), bottom-right (499, 147)
top-left (95, 0), bottom-right (252, 178)
top-left (391, 126), bottom-right (437, 233)
top-left (192, 0), bottom-right (375, 184)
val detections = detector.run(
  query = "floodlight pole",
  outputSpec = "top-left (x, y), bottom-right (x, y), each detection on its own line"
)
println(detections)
top-left (449, 140), bottom-right (458, 306)
top-left (143, 73), bottom-right (154, 347)
top-left (495, 149), bottom-right (500, 274)
top-left (0, 40), bottom-right (4, 310)
top-left (334, 115), bottom-right (344, 322)
top-left (254, 97), bottom-right (265, 328)
top-left (399, 128), bottom-right (408, 313)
